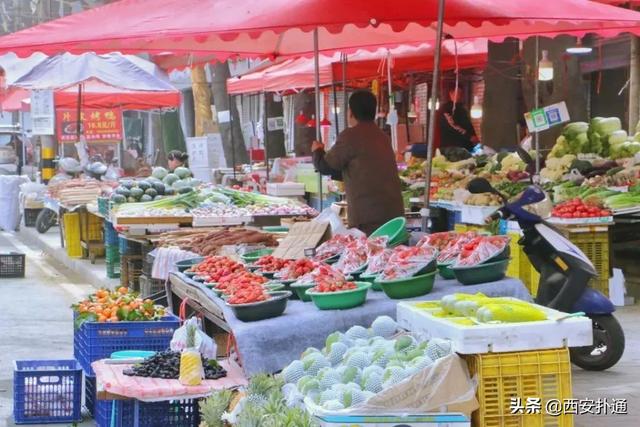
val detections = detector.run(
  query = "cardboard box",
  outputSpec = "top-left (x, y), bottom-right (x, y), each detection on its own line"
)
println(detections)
top-left (315, 413), bottom-right (470, 427)
top-left (272, 220), bottom-right (330, 259)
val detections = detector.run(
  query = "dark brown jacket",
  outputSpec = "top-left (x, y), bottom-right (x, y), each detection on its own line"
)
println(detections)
top-left (313, 121), bottom-right (404, 231)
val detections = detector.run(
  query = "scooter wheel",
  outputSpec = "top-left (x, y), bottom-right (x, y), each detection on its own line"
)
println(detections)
top-left (35, 209), bottom-right (57, 234)
top-left (570, 314), bottom-right (625, 371)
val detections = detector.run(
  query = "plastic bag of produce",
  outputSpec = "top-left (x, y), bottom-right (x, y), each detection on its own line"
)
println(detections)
top-left (455, 235), bottom-right (509, 267)
top-left (275, 258), bottom-right (319, 280)
top-left (436, 232), bottom-right (478, 264)
top-left (313, 234), bottom-right (358, 262)
top-left (334, 236), bottom-right (369, 274)
top-left (378, 246), bottom-right (437, 281)
top-left (417, 232), bottom-right (458, 250)
top-left (364, 248), bottom-right (393, 275)
top-left (293, 264), bottom-right (347, 287)
top-left (171, 317), bottom-right (217, 359)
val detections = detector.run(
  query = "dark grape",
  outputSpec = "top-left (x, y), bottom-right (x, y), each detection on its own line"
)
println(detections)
top-left (123, 350), bottom-right (227, 380)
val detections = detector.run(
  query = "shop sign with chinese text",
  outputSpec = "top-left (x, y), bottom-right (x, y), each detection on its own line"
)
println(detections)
top-left (56, 108), bottom-right (123, 143)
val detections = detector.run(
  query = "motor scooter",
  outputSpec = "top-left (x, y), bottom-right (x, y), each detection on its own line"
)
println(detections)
top-left (466, 149), bottom-right (624, 371)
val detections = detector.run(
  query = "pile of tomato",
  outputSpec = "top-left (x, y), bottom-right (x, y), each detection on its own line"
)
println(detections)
top-left (255, 255), bottom-right (294, 272)
top-left (216, 271), bottom-right (267, 295)
top-left (189, 256), bottom-right (244, 282)
top-left (227, 286), bottom-right (270, 305)
top-left (552, 199), bottom-right (611, 219)
top-left (277, 258), bottom-right (318, 279)
top-left (312, 280), bottom-right (357, 293)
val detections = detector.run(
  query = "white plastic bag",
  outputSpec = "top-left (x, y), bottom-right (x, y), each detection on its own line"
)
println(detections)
top-left (170, 317), bottom-right (217, 359)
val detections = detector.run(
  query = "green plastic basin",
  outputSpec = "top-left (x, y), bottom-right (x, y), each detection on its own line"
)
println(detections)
top-left (370, 217), bottom-right (407, 245)
top-left (359, 272), bottom-right (382, 291)
top-left (241, 248), bottom-right (274, 264)
top-left (452, 258), bottom-right (510, 285)
top-left (437, 262), bottom-right (456, 280)
top-left (257, 270), bottom-right (277, 280)
top-left (176, 257), bottom-right (205, 272)
top-left (290, 281), bottom-right (315, 302)
top-left (306, 282), bottom-right (371, 310)
top-left (226, 290), bottom-right (291, 322)
top-left (375, 271), bottom-right (436, 299)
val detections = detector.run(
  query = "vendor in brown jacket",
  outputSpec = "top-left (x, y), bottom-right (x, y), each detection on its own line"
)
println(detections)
top-left (312, 90), bottom-right (404, 235)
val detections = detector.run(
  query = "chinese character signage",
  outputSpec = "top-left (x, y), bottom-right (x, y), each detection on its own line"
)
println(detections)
top-left (56, 108), bottom-right (123, 143)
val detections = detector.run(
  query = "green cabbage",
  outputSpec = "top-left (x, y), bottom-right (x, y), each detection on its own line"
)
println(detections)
top-left (608, 130), bottom-right (628, 146)
top-left (610, 141), bottom-right (640, 159)
top-left (562, 122), bottom-right (589, 140)
top-left (591, 117), bottom-right (622, 137)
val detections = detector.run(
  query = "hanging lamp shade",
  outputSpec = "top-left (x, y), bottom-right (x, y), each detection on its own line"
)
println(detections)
top-left (295, 110), bottom-right (308, 124)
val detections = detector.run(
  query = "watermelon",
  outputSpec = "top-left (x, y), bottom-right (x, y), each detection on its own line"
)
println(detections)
top-left (163, 173), bottom-right (179, 186)
top-left (145, 188), bottom-right (158, 198)
top-left (140, 194), bottom-right (153, 202)
top-left (152, 182), bottom-right (165, 195)
top-left (152, 166), bottom-right (168, 180)
top-left (111, 194), bottom-right (126, 204)
top-left (120, 179), bottom-right (135, 189)
top-left (115, 186), bottom-right (131, 197)
top-left (127, 196), bottom-right (138, 203)
top-left (130, 187), bottom-right (144, 199)
top-left (174, 166), bottom-right (191, 179)
top-left (137, 180), bottom-right (151, 191)
top-left (178, 187), bottom-right (194, 194)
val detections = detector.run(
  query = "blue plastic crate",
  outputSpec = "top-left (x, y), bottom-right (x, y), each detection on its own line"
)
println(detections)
top-left (104, 221), bottom-right (119, 246)
top-left (89, 378), bottom-right (198, 427)
top-left (74, 315), bottom-right (179, 376)
top-left (119, 237), bottom-right (142, 256)
top-left (446, 210), bottom-right (462, 231)
top-left (13, 360), bottom-right (83, 424)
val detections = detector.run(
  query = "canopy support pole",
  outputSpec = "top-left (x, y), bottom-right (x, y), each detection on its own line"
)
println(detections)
top-left (342, 54), bottom-right (348, 133)
top-left (534, 36), bottom-right (541, 174)
top-left (332, 81), bottom-right (340, 137)
top-left (263, 92), bottom-right (269, 182)
top-left (229, 93), bottom-right (237, 180)
top-left (423, 0), bottom-right (446, 227)
top-left (314, 28), bottom-right (323, 210)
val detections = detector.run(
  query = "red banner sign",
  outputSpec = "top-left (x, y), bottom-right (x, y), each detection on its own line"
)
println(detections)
top-left (56, 108), bottom-right (123, 143)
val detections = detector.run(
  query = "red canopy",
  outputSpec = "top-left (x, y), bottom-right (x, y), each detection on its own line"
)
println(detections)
top-left (227, 40), bottom-right (487, 94)
top-left (0, 0), bottom-right (639, 59)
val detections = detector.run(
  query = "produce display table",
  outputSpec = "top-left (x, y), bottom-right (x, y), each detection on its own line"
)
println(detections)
top-left (167, 273), bottom-right (532, 376)
top-left (91, 359), bottom-right (246, 401)
top-left (91, 359), bottom-right (246, 427)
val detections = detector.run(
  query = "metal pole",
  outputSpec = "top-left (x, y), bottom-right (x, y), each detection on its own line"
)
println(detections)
top-left (263, 92), bottom-right (269, 182)
top-left (534, 36), bottom-right (541, 174)
top-left (331, 81), bottom-right (340, 137)
top-left (228, 94), bottom-right (237, 180)
top-left (314, 28), bottom-right (324, 210)
top-left (342, 54), bottom-right (348, 129)
top-left (423, 0), bottom-right (446, 218)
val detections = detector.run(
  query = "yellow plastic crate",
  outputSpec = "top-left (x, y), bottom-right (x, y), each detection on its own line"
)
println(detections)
top-left (63, 212), bottom-right (83, 258)
top-left (565, 229), bottom-right (610, 296)
top-left (464, 348), bottom-right (573, 427)
top-left (80, 211), bottom-right (103, 242)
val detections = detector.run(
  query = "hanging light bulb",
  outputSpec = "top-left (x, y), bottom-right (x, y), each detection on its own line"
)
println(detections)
top-left (407, 100), bottom-right (417, 119)
top-left (470, 95), bottom-right (483, 119)
top-left (295, 110), bottom-right (309, 125)
top-left (320, 117), bottom-right (332, 128)
top-left (428, 98), bottom-right (440, 111)
top-left (538, 50), bottom-right (554, 81)
top-left (566, 40), bottom-right (592, 55)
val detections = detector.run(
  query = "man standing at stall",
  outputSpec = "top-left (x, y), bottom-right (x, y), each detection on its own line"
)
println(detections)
top-left (312, 90), bottom-right (404, 235)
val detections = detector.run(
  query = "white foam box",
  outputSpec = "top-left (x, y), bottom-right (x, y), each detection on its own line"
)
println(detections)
top-left (267, 182), bottom-right (306, 196)
top-left (397, 298), bottom-right (593, 354)
top-left (315, 413), bottom-right (470, 427)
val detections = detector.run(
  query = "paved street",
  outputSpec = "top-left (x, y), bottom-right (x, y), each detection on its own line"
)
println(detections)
top-left (0, 229), bottom-right (638, 427)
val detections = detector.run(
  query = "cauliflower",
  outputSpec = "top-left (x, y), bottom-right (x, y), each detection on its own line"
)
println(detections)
top-left (500, 153), bottom-right (525, 172)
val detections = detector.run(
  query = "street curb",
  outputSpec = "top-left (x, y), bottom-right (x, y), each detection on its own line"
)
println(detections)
top-left (17, 226), bottom-right (119, 289)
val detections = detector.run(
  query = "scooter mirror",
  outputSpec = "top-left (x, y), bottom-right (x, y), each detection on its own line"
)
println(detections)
top-left (467, 177), bottom-right (495, 194)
